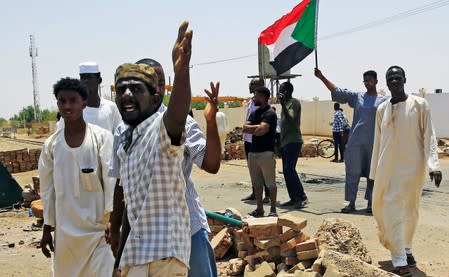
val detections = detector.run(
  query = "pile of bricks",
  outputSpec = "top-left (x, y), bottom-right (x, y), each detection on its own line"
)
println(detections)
top-left (224, 127), bottom-right (246, 160)
top-left (224, 141), bottom-right (246, 160)
top-left (209, 213), bottom-right (323, 277)
top-left (0, 148), bottom-right (41, 173)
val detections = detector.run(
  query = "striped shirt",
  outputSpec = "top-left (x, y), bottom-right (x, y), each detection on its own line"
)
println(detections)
top-left (109, 105), bottom-right (210, 238)
top-left (115, 105), bottom-right (190, 269)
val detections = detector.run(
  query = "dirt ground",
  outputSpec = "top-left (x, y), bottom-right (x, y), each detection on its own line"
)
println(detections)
top-left (1, 137), bottom-right (449, 276)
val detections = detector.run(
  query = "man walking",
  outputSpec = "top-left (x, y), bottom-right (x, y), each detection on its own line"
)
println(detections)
top-left (278, 82), bottom-right (308, 209)
top-left (370, 66), bottom-right (442, 276)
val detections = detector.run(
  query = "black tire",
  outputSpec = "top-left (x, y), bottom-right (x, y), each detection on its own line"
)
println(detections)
top-left (317, 139), bottom-right (335, 158)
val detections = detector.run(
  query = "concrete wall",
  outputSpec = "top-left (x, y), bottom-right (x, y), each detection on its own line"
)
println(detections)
top-left (191, 99), bottom-right (353, 137)
top-left (192, 94), bottom-right (448, 139)
top-left (425, 93), bottom-right (449, 138)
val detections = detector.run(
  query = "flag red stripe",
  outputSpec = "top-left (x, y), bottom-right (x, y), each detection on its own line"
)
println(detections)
top-left (259, 0), bottom-right (312, 46)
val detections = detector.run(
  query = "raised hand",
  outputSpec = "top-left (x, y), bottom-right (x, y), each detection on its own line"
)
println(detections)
top-left (314, 68), bottom-right (324, 79)
top-left (204, 82), bottom-right (220, 122)
top-left (172, 21), bottom-right (193, 74)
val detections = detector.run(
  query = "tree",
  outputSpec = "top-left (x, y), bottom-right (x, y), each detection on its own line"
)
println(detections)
top-left (0, 117), bottom-right (6, 127)
top-left (40, 109), bottom-right (58, 121)
top-left (10, 106), bottom-right (35, 123)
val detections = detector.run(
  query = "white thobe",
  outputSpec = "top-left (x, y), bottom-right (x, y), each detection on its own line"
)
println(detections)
top-left (39, 124), bottom-right (115, 277)
top-left (370, 95), bottom-right (440, 257)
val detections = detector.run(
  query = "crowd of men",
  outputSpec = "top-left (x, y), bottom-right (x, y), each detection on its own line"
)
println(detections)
top-left (38, 22), bottom-right (442, 277)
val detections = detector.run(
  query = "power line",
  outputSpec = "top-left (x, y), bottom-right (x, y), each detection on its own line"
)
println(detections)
top-left (319, 0), bottom-right (449, 40)
top-left (190, 54), bottom-right (256, 68)
top-left (190, 0), bottom-right (449, 68)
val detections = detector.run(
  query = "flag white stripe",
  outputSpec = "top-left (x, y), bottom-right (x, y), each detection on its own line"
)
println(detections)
top-left (266, 23), bottom-right (297, 61)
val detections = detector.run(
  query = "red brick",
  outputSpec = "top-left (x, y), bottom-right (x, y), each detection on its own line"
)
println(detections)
top-left (210, 227), bottom-right (232, 259)
top-left (279, 229), bottom-right (300, 242)
top-left (278, 214), bottom-right (307, 231)
top-left (297, 249), bottom-right (319, 261)
top-left (296, 238), bottom-right (319, 252)
top-left (245, 217), bottom-right (281, 240)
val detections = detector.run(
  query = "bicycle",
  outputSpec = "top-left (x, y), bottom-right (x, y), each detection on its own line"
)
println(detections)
top-left (311, 138), bottom-right (335, 159)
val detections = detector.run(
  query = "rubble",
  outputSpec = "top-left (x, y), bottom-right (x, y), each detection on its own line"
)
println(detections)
top-left (224, 127), bottom-right (246, 160)
top-left (301, 144), bottom-right (318, 158)
top-left (210, 213), bottom-right (395, 276)
top-left (318, 250), bottom-right (397, 277)
top-left (314, 218), bottom-right (372, 264)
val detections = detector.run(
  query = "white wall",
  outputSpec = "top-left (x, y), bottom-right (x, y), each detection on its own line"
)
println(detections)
top-left (192, 99), bottom-right (353, 137)
top-left (425, 93), bottom-right (449, 138)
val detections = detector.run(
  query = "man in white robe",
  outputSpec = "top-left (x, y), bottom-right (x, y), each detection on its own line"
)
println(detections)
top-left (370, 66), bottom-right (442, 276)
top-left (39, 77), bottom-right (115, 277)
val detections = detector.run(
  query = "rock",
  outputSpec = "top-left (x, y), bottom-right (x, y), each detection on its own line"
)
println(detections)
top-left (320, 250), bottom-right (397, 277)
top-left (315, 218), bottom-right (372, 263)
top-left (229, 258), bottom-right (245, 276)
top-left (294, 271), bottom-right (322, 277)
top-left (245, 261), bottom-right (276, 277)
top-left (301, 144), bottom-right (318, 157)
top-left (18, 240), bottom-right (24, 245)
top-left (8, 243), bottom-right (15, 248)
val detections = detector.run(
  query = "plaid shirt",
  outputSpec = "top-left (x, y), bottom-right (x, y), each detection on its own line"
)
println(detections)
top-left (109, 107), bottom-right (210, 237)
top-left (116, 105), bottom-right (190, 269)
top-left (332, 110), bottom-right (346, 132)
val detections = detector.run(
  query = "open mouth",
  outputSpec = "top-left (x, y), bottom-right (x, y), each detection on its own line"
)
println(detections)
top-left (123, 104), bottom-right (138, 112)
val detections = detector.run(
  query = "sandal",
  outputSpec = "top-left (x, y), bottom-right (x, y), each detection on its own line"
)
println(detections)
top-left (248, 209), bottom-right (264, 218)
top-left (407, 253), bottom-right (417, 267)
top-left (267, 211), bottom-right (278, 217)
top-left (391, 266), bottom-right (412, 277)
top-left (341, 205), bottom-right (356, 213)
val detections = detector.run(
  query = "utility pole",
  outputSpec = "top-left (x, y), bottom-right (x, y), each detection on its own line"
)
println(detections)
top-left (29, 34), bottom-right (40, 122)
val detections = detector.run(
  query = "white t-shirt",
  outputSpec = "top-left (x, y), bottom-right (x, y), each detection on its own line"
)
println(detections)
top-left (216, 111), bottom-right (228, 134)
top-left (57, 97), bottom-right (122, 134)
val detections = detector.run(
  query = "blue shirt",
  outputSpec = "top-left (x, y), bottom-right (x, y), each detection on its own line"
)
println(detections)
top-left (332, 88), bottom-right (387, 148)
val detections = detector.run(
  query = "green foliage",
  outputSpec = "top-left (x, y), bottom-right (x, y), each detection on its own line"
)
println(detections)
top-left (0, 117), bottom-right (6, 127)
top-left (163, 94), bottom-right (170, 106)
top-left (226, 101), bottom-right (242, 108)
top-left (40, 109), bottom-right (58, 121)
top-left (10, 105), bottom-right (35, 122)
top-left (9, 105), bottom-right (58, 123)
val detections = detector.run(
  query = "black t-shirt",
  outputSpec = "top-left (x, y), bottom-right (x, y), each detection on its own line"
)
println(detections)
top-left (248, 105), bottom-right (277, 153)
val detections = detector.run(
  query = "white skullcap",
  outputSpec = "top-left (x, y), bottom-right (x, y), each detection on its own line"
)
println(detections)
top-left (79, 62), bottom-right (100, 74)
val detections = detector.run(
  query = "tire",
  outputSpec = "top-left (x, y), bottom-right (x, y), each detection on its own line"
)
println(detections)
top-left (317, 139), bottom-right (335, 158)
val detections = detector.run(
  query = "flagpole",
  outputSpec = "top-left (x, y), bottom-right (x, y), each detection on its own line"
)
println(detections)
top-left (314, 0), bottom-right (320, 69)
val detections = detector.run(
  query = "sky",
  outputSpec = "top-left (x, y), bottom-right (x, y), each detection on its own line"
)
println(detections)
top-left (1, 0), bottom-right (448, 119)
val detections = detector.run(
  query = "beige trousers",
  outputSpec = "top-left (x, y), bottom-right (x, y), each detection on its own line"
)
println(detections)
top-left (122, 257), bottom-right (188, 277)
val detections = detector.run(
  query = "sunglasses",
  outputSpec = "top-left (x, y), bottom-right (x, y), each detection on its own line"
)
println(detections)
top-left (116, 80), bottom-right (157, 96)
